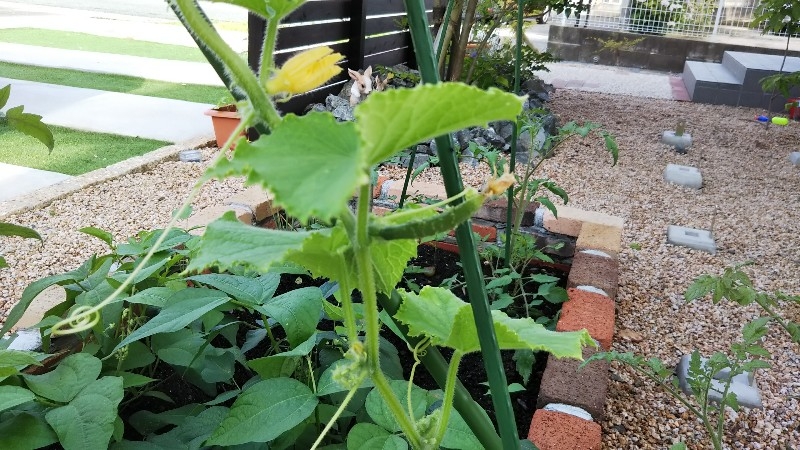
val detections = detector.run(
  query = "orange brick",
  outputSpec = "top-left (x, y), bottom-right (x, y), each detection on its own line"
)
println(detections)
top-left (542, 206), bottom-right (623, 237)
top-left (528, 410), bottom-right (601, 450)
top-left (225, 186), bottom-right (277, 222)
top-left (447, 220), bottom-right (497, 242)
top-left (385, 180), bottom-right (447, 203)
top-left (557, 288), bottom-right (615, 350)
top-left (186, 204), bottom-right (253, 235)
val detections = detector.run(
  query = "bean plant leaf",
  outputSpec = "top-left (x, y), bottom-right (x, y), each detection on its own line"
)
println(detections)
top-left (0, 412), bottom-right (58, 449)
top-left (188, 212), bottom-right (310, 272)
top-left (0, 222), bottom-right (42, 241)
top-left (0, 349), bottom-right (42, 368)
top-left (207, 113), bottom-right (367, 222)
top-left (0, 271), bottom-right (82, 336)
top-left (356, 83), bottom-right (524, 166)
top-left (0, 385), bottom-right (35, 413)
top-left (22, 353), bottom-right (101, 403)
top-left (45, 394), bottom-right (118, 450)
top-left (258, 287), bottom-right (323, 347)
top-left (346, 423), bottom-right (408, 450)
top-left (206, 377), bottom-right (318, 445)
top-left (79, 226), bottom-right (115, 249)
top-left (114, 288), bottom-right (230, 351)
top-left (128, 404), bottom-right (206, 436)
top-left (187, 274), bottom-right (264, 305)
top-left (149, 406), bottom-right (228, 449)
top-left (396, 287), bottom-right (592, 357)
top-left (4, 105), bottom-right (55, 151)
top-left (365, 380), bottom-right (426, 433)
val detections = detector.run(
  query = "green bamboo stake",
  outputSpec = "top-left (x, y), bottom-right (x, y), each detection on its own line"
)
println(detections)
top-left (378, 291), bottom-right (502, 450)
top-left (403, 1), bottom-right (520, 448)
top-left (504, 0), bottom-right (524, 267)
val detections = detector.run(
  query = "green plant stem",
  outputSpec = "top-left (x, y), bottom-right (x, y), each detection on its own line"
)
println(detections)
top-left (260, 313), bottom-right (279, 352)
top-left (404, 1), bottom-right (518, 448)
top-left (336, 209), bottom-right (361, 344)
top-left (354, 185), bottom-right (423, 449)
top-left (377, 291), bottom-right (502, 450)
top-left (435, 350), bottom-right (463, 446)
top-left (310, 377), bottom-right (366, 450)
top-left (715, 377), bottom-right (733, 449)
top-left (435, 0), bottom-right (455, 66)
top-left (756, 298), bottom-right (795, 340)
top-left (504, 0), bottom-right (524, 267)
top-left (173, 0), bottom-right (281, 130)
top-left (259, 18), bottom-right (280, 84)
top-left (399, 150), bottom-right (417, 208)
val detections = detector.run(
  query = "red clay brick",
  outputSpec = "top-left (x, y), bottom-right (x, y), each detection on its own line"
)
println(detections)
top-left (528, 409), bottom-right (601, 450)
top-left (536, 346), bottom-right (610, 421)
top-left (567, 251), bottom-right (620, 300)
top-left (557, 288), bottom-right (615, 350)
top-left (447, 220), bottom-right (498, 242)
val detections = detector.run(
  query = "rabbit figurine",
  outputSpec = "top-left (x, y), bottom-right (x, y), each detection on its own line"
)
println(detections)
top-left (374, 72), bottom-right (393, 92)
top-left (348, 66), bottom-right (373, 106)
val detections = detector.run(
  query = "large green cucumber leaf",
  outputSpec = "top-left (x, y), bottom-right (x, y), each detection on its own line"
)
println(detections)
top-left (206, 113), bottom-right (366, 222)
top-left (355, 83), bottom-right (524, 166)
top-left (287, 224), bottom-right (415, 295)
top-left (396, 287), bottom-right (592, 357)
top-left (188, 212), bottom-right (310, 273)
top-left (205, 377), bottom-right (318, 446)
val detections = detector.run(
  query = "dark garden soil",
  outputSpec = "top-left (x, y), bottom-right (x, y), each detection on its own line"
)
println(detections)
top-left (115, 244), bottom-right (569, 443)
top-left (390, 243), bottom-right (569, 439)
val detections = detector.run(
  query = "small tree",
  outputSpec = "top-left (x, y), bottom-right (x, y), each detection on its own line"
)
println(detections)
top-left (752, 0), bottom-right (800, 121)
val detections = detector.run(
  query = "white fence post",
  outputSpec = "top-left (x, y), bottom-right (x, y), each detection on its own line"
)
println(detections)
top-left (712, 0), bottom-right (726, 35)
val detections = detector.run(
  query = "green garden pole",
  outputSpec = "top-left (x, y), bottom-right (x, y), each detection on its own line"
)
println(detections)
top-left (504, 0), bottom-right (524, 266)
top-left (403, 1), bottom-right (520, 448)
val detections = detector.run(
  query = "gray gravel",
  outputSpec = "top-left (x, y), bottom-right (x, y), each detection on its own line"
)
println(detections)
top-left (2, 86), bottom-right (798, 449)
top-left (384, 90), bottom-right (800, 449)
top-left (0, 147), bottom-right (246, 320)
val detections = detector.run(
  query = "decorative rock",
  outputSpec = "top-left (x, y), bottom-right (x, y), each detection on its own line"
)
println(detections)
top-left (662, 131), bottom-right (693, 153)
top-left (576, 285), bottom-right (609, 297)
top-left (5, 328), bottom-right (42, 351)
top-left (666, 225), bottom-right (716, 254)
top-left (664, 164), bottom-right (702, 189)
top-left (178, 149), bottom-right (202, 162)
top-left (676, 354), bottom-right (763, 408)
top-left (790, 152), bottom-right (800, 166)
top-left (542, 403), bottom-right (594, 421)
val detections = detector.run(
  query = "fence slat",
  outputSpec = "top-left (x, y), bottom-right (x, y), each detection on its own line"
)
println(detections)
top-left (283, 0), bottom-right (350, 24)
top-left (277, 22), bottom-right (350, 50)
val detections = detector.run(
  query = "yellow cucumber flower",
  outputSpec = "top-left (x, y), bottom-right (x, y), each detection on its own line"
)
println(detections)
top-left (266, 46), bottom-right (344, 96)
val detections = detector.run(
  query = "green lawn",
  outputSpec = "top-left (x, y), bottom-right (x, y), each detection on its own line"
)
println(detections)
top-left (0, 62), bottom-right (231, 105)
top-left (0, 124), bottom-right (168, 175)
top-left (0, 28), bottom-right (208, 62)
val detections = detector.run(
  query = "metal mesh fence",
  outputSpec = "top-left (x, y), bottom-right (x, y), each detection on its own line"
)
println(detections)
top-left (552, 0), bottom-right (779, 38)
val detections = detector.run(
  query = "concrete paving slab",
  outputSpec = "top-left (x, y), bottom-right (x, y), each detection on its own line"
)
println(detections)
top-left (0, 43), bottom-right (224, 86)
top-left (666, 225), bottom-right (716, 254)
top-left (0, 162), bottom-right (71, 202)
top-left (664, 164), bottom-right (702, 189)
top-left (1, 77), bottom-right (214, 142)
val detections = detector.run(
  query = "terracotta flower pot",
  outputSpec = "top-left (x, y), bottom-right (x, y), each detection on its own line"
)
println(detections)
top-left (204, 105), bottom-right (245, 148)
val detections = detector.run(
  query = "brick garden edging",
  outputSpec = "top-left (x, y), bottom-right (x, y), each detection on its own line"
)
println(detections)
top-left (18, 176), bottom-right (624, 450)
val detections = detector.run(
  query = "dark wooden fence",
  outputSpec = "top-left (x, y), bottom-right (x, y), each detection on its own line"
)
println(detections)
top-left (248, 0), bottom-right (435, 114)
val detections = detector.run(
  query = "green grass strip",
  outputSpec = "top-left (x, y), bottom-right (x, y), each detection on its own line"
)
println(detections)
top-left (0, 28), bottom-right (208, 62)
top-left (0, 124), bottom-right (168, 176)
top-left (0, 61), bottom-right (231, 104)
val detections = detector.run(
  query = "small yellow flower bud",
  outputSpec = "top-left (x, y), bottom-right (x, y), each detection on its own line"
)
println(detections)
top-left (265, 46), bottom-right (344, 96)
